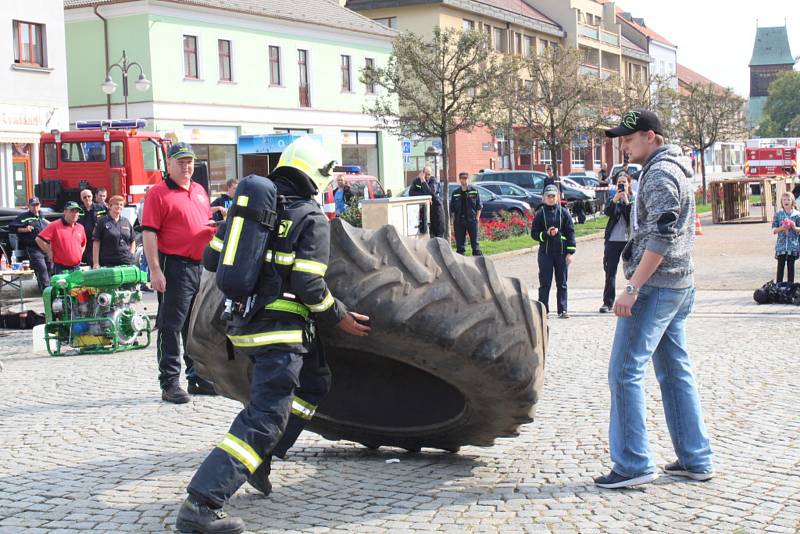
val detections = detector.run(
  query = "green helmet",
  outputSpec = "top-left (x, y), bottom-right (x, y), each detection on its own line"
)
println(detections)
top-left (275, 136), bottom-right (336, 192)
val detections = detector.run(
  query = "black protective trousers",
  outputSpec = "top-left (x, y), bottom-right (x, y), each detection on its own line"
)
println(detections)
top-left (187, 345), bottom-right (332, 507)
top-left (538, 250), bottom-right (568, 314)
top-left (156, 254), bottom-right (201, 389)
top-left (25, 246), bottom-right (52, 291)
top-left (454, 219), bottom-right (481, 255)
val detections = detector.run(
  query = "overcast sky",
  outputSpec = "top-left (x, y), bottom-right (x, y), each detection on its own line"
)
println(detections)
top-left (614, 0), bottom-right (800, 97)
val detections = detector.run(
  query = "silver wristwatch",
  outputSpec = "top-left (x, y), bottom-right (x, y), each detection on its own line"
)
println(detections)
top-left (624, 283), bottom-right (639, 295)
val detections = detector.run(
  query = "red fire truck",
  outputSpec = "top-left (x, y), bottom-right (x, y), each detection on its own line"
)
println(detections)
top-left (745, 144), bottom-right (798, 178)
top-left (37, 119), bottom-right (171, 211)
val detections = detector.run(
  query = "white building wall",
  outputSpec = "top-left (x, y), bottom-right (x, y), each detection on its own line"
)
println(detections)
top-left (0, 0), bottom-right (69, 207)
top-left (648, 40), bottom-right (678, 89)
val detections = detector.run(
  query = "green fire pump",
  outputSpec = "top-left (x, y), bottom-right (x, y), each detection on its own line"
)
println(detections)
top-left (42, 266), bottom-right (152, 356)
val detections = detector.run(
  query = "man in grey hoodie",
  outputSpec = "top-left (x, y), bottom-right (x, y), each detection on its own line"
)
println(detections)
top-left (594, 110), bottom-right (713, 489)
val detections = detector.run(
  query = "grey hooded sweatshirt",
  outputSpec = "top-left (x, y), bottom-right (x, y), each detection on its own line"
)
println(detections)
top-left (623, 144), bottom-right (695, 289)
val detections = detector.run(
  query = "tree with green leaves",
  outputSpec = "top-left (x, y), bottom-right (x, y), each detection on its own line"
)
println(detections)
top-left (757, 71), bottom-right (800, 137)
top-left (616, 72), bottom-right (680, 139)
top-left (362, 27), bottom-right (501, 237)
top-left (675, 82), bottom-right (747, 202)
top-left (508, 45), bottom-right (613, 179)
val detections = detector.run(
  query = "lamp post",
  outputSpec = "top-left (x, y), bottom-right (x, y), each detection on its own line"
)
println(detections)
top-left (101, 50), bottom-right (151, 119)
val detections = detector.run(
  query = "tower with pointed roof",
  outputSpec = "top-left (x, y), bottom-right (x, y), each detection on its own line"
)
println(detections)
top-left (749, 24), bottom-right (795, 129)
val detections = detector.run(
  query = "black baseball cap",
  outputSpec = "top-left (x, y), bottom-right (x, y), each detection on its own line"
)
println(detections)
top-left (63, 201), bottom-right (82, 211)
top-left (605, 109), bottom-right (664, 138)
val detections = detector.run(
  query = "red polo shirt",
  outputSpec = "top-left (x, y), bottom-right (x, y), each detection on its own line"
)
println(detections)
top-left (38, 218), bottom-right (86, 267)
top-left (142, 177), bottom-right (215, 261)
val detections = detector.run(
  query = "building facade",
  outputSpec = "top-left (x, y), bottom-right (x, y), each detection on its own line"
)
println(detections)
top-left (1, 1), bottom-right (70, 208)
top-left (346, 0), bottom-right (570, 180)
top-left (616, 9), bottom-right (678, 90)
top-left (748, 25), bottom-right (795, 131)
top-left (63, 0), bottom-right (404, 195)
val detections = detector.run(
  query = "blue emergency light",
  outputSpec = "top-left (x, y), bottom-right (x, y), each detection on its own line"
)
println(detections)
top-left (76, 119), bottom-right (146, 130)
top-left (334, 165), bottom-right (361, 174)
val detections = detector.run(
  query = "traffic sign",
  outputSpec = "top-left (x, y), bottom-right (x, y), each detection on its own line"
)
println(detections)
top-left (402, 140), bottom-right (412, 154)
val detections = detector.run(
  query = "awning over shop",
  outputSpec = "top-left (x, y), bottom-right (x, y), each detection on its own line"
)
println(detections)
top-left (0, 132), bottom-right (40, 144)
top-left (238, 133), bottom-right (322, 155)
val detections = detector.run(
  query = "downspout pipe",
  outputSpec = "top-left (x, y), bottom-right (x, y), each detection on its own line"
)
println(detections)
top-left (94, 5), bottom-right (111, 119)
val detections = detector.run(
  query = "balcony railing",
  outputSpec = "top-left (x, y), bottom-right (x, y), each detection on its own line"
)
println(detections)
top-left (579, 65), bottom-right (600, 77)
top-left (600, 30), bottom-right (619, 47)
top-left (577, 24), bottom-right (599, 40)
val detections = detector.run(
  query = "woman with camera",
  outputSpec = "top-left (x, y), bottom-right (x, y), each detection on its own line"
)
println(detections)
top-left (599, 172), bottom-right (633, 313)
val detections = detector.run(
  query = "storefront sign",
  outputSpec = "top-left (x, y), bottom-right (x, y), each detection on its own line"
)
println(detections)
top-left (238, 133), bottom-right (323, 155)
top-left (0, 103), bottom-right (55, 134)
top-left (182, 125), bottom-right (238, 145)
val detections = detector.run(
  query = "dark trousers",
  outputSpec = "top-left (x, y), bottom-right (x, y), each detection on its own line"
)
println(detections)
top-left (603, 240), bottom-right (627, 307)
top-left (777, 254), bottom-right (796, 284)
top-left (574, 202), bottom-right (586, 224)
top-left (454, 219), bottom-right (481, 255)
top-left (53, 263), bottom-right (79, 275)
top-left (25, 247), bottom-right (52, 291)
top-left (430, 204), bottom-right (445, 238)
top-left (538, 250), bottom-right (568, 314)
top-left (156, 254), bottom-right (201, 389)
top-left (187, 347), bottom-right (331, 507)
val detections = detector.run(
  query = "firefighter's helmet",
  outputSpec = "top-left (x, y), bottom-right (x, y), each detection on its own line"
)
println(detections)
top-left (276, 136), bottom-right (336, 193)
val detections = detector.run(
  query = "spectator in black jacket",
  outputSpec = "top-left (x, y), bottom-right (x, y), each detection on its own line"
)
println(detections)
top-left (211, 178), bottom-right (238, 222)
top-left (599, 171), bottom-right (633, 313)
top-left (532, 184), bottom-right (576, 318)
top-left (78, 189), bottom-right (107, 265)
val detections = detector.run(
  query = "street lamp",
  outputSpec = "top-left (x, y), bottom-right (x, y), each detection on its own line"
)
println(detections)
top-left (425, 145), bottom-right (441, 179)
top-left (101, 50), bottom-right (151, 119)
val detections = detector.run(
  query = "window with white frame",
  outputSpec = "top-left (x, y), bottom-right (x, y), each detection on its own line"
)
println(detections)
top-left (269, 45), bottom-right (281, 85)
top-left (593, 139), bottom-right (602, 167)
top-left (524, 35), bottom-right (535, 57)
top-left (493, 27), bottom-right (508, 53)
top-left (13, 20), bottom-right (46, 67)
top-left (218, 39), bottom-right (232, 81)
top-left (183, 35), bottom-right (198, 78)
top-left (539, 142), bottom-right (552, 165)
top-left (341, 54), bottom-right (352, 92)
top-left (364, 57), bottom-right (376, 94)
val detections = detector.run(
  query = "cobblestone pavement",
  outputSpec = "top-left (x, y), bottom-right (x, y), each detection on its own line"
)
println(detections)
top-left (1, 308), bottom-right (799, 533)
top-left (2, 220), bottom-right (799, 533)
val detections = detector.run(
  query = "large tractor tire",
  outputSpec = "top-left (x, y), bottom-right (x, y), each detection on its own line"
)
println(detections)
top-left (187, 219), bottom-right (547, 452)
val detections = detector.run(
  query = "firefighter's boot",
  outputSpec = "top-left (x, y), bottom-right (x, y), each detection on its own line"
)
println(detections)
top-left (247, 455), bottom-right (272, 496)
top-left (175, 496), bottom-right (244, 534)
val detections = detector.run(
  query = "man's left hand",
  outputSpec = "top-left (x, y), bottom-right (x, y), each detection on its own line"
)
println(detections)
top-left (565, 254), bottom-right (573, 266)
top-left (614, 291), bottom-right (637, 317)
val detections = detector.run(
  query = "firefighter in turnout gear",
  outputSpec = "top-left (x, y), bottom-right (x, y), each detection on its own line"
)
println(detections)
top-left (176, 137), bottom-right (371, 534)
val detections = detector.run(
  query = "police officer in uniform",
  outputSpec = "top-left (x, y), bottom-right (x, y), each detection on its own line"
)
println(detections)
top-left (9, 197), bottom-right (51, 290)
top-left (450, 172), bottom-right (482, 256)
top-left (175, 137), bottom-right (370, 534)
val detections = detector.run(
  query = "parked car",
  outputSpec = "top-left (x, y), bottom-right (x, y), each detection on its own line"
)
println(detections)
top-left (321, 166), bottom-right (386, 219)
top-left (473, 170), bottom-right (595, 215)
top-left (474, 180), bottom-right (543, 211)
top-left (568, 170), bottom-right (599, 180)
top-left (398, 183), bottom-right (532, 220)
top-left (564, 175), bottom-right (600, 189)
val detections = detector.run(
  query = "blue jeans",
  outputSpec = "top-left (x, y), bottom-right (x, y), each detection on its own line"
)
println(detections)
top-left (608, 285), bottom-right (712, 477)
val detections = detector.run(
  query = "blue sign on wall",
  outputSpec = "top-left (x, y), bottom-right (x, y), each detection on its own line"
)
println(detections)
top-left (238, 133), bottom-right (323, 155)
top-left (402, 140), bottom-right (412, 154)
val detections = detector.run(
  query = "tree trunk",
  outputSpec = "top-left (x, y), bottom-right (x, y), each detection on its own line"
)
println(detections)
top-left (441, 133), bottom-right (451, 243)
top-left (508, 111), bottom-right (515, 170)
top-left (700, 148), bottom-right (708, 204)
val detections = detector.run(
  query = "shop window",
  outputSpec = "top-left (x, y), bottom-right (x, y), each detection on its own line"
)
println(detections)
top-left (43, 143), bottom-right (57, 169)
top-left (193, 144), bottom-right (237, 193)
top-left (341, 131), bottom-right (380, 179)
top-left (13, 20), bottom-right (45, 67)
top-left (184, 35), bottom-right (198, 79)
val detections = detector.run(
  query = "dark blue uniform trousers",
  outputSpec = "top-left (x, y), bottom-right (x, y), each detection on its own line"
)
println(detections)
top-left (156, 254), bottom-right (201, 389)
top-left (454, 219), bottom-right (481, 255)
top-left (188, 346), bottom-right (332, 507)
top-left (25, 246), bottom-right (52, 291)
top-left (538, 250), bottom-right (568, 314)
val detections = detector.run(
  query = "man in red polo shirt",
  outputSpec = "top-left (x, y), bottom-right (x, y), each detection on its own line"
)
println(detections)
top-left (142, 142), bottom-right (217, 404)
top-left (35, 201), bottom-right (86, 274)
